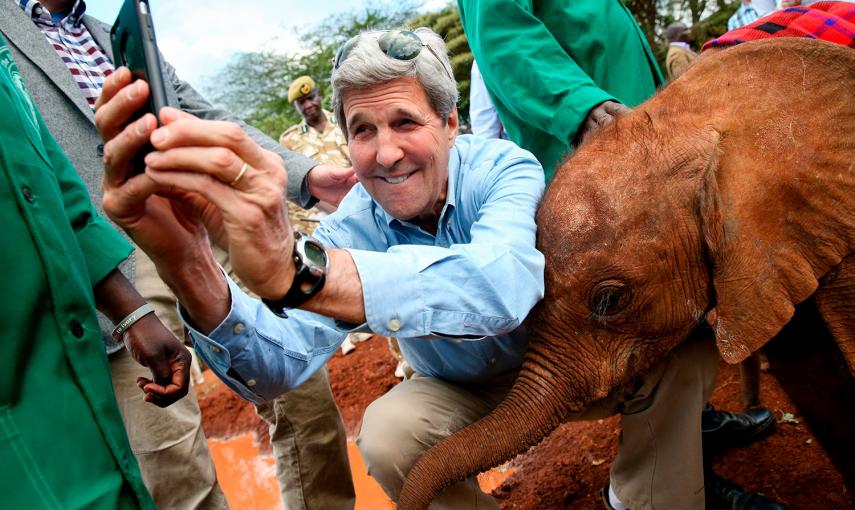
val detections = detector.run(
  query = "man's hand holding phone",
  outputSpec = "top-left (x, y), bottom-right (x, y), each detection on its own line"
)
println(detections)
top-left (96, 66), bottom-right (296, 334)
top-left (95, 67), bottom-right (226, 327)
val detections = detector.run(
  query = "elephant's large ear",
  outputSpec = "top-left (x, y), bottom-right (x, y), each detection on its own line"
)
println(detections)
top-left (698, 130), bottom-right (855, 364)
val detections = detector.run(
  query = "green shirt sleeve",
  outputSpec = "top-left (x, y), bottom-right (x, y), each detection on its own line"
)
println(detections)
top-left (459, 0), bottom-right (616, 143)
top-left (38, 112), bottom-right (132, 286)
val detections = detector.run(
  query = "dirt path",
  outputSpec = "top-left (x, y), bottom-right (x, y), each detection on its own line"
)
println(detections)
top-left (197, 336), bottom-right (852, 509)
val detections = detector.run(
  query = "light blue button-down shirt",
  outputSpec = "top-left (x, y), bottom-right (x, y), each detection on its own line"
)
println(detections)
top-left (185, 135), bottom-right (546, 404)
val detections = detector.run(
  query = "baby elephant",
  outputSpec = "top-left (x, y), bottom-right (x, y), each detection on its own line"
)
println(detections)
top-left (398, 38), bottom-right (855, 508)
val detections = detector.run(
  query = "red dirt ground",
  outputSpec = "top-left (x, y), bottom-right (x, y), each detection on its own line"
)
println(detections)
top-left (198, 335), bottom-right (853, 509)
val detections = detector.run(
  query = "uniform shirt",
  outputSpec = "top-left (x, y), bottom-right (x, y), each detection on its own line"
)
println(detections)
top-left (666, 42), bottom-right (698, 80)
top-left (0, 35), bottom-right (152, 509)
top-left (184, 135), bottom-right (545, 404)
top-left (279, 110), bottom-right (351, 168)
top-left (459, 0), bottom-right (663, 181)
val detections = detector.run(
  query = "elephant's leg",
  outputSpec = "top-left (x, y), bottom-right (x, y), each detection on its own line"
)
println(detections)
top-left (763, 298), bottom-right (855, 494)
top-left (815, 254), bottom-right (855, 375)
top-left (738, 353), bottom-right (761, 408)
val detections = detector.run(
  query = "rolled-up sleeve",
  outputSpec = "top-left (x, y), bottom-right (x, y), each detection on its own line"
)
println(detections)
top-left (184, 277), bottom-right (348, 403)
top-left (41, 115), bottom-right (131, 284)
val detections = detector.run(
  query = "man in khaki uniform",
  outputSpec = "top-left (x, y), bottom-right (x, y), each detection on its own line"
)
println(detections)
top-left (280, 76), bottom-right (351, 170)
top-left (665, 22), bottom-right (699, 80)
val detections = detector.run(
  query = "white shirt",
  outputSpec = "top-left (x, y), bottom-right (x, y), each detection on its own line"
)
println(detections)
top-left (469, 61), bottom-right (508, 140)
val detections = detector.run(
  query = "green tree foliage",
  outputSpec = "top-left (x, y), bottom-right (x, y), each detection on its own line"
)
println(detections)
top-left (206, 2), bottom-right (421, 138)
top-left (624, 0), bottom-right (741, 77)
top-left (207, 1), bottom-right (741, 138)
top-left (408, 5), bottom-right (472, 127)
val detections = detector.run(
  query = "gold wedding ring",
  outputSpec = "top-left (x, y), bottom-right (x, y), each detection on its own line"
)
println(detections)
top-left (230, 161), bottom-right (248, 186)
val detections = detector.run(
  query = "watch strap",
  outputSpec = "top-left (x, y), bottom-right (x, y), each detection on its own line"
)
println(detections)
top-left (262, 234), bottom-right (328, 317)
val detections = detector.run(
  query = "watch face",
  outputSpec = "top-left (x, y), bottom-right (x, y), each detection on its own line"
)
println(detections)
top-left (303, 240), bottom-right (327, 267)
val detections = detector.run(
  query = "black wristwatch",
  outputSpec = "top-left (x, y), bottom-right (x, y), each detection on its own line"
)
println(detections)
top-left (262, 232), bottom-right (329, 318)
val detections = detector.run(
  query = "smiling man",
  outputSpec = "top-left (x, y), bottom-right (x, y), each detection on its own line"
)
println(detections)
top-left (94, 25), bottom-right (792, 509)
top-left (95, 27), bottom-right (545, 508)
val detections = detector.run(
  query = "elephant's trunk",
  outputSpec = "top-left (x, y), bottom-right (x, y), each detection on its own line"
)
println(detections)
top-left (397, 350), bottom-right (571, 510)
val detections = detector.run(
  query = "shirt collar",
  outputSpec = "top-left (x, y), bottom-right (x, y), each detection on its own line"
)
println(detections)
top-left (19, 0), bottom-right (87, 27)
top-left (381, 142), bottom-right (460, 231)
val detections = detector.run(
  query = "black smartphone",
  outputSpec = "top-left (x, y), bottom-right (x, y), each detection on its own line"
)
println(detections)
top-left (110, 0), bottom-right (168, 172)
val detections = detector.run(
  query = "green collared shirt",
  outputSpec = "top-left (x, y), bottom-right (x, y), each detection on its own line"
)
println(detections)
top-left (0, 34), bottom-right (152, 509)
top-left (459, 0), bottom-right (664, 180)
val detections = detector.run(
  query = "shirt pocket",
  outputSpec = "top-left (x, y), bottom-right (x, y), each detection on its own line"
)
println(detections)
top-left (0, 408), bottom-right (63, 509)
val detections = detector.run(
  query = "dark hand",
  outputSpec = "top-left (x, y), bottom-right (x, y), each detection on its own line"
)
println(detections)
top-left (123, 313), bottom-right (192, 407)
top-left (575, 100), bottom-right (632, 146)
top-left (306, 164), bottom-right (358, 207)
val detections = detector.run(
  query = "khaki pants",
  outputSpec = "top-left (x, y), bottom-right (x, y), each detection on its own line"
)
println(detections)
top-left (110, 348), bottom-right (227, 510)
top-left (357, 332), bottom-right (719, 510)
top-left (255, 367), bottom-right (356, 510)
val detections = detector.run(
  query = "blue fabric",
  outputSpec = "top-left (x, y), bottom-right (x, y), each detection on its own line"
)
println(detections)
top-left (185, 135), bottom-right (546, 404)
top-left (728, 4), bottom-right (764, 31)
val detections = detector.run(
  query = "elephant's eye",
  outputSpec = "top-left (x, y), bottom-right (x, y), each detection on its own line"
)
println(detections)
top-left (590, 280), bottom-right (629, 318)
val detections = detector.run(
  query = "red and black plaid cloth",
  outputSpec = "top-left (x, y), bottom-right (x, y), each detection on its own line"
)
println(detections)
top-left (702, 2), bottom-right (855, 51)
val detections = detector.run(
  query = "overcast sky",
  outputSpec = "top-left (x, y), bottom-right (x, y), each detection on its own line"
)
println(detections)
top-left (84, 0), bottom-right (449, 91)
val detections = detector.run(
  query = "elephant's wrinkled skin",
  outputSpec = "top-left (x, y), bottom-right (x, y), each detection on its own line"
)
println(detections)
top-left (398, 38), bottom-right (855, 509)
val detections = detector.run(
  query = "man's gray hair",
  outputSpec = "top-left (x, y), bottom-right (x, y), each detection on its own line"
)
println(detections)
top-left (331, 27), bottom-right (459, 137)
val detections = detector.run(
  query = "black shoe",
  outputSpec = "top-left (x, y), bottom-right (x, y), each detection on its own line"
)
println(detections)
top-left (702, 404), bottom-right (776, 450)
top-left (706, 473), bottom-right (787, 510)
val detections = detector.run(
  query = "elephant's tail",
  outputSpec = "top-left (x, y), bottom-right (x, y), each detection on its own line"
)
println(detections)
top-left (397, 358), bottom-right (569, 510)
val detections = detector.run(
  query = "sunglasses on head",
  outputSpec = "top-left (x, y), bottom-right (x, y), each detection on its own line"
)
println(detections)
top-left (332, 29), bottom-right (453, 79)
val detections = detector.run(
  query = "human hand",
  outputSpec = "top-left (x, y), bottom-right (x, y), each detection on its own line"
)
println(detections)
top-left (141, 107), bottom-right (297, 301)
top-left (123, 313), bottom-right (192, 407)
top-left (97, 68), bottom-right (230, 332)
top-left (96, 67), bottom-right (217, 271)
top-left (780, 0), bottom-right (801, 7)
top-left (575, 100), bottom-right (632, 146)
top-left (306, 164), bottom-right (358, 207)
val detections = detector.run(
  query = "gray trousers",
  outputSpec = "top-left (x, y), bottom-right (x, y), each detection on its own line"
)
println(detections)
top-left (357, 332), bottom-right (719, 510)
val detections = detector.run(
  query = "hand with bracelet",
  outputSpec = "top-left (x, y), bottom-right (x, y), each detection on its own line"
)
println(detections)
top-left (94, 269), bottom-right (191, 407)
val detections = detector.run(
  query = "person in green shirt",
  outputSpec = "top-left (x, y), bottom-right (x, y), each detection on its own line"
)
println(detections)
top-left (0, 35), bottom-right (190, 509)
top-left (458, 0), bottom-right (664, 181)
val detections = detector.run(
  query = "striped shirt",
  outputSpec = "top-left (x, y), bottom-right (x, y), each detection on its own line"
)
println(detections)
top-left (18, 0), bottom-right (113, 110)
top-left (728, 4), bottom-right (764, 31)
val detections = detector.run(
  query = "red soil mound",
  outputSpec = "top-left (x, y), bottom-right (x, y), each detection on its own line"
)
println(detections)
top-left (198, 336), bottom-right (853, 508)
